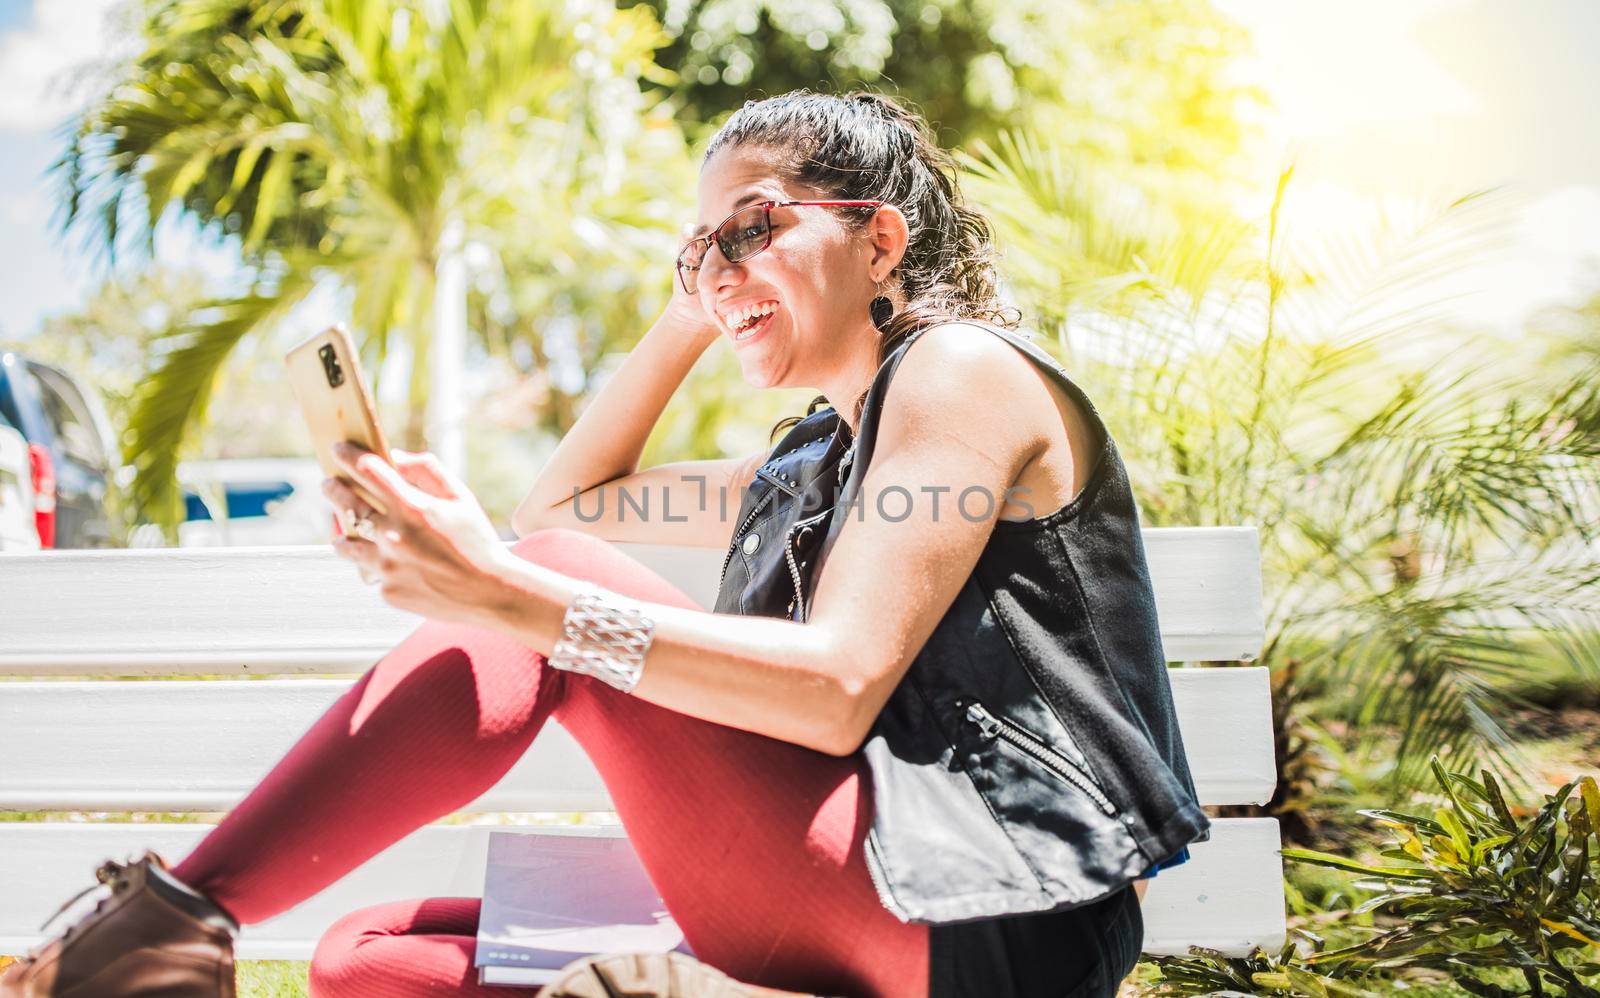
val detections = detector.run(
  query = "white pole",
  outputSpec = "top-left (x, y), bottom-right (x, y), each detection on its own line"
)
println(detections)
top-left (429, 216), bottom-right (467, 477)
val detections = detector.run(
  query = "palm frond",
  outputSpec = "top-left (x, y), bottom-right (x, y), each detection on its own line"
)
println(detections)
top-left (956, 129), bottom-right (1256, 326)
top-left (121, 270), bottom-right (316, 539)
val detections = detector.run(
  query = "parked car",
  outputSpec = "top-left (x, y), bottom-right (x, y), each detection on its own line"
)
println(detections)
top-left (0, 352), bottom-right (117, 548)
top-left (0, 407), bottom-right (39, 551)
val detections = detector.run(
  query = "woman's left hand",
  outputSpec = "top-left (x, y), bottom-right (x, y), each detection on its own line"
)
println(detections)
top-left (324, 442), bottom-right (518, 627)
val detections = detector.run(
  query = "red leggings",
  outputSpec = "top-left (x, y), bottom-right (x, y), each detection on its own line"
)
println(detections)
top-left (170, 529), bottom-right (929, 998)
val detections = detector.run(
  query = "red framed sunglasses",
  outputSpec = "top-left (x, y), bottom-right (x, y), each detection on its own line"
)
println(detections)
top-left (676, 199), bottom-right (884, 294)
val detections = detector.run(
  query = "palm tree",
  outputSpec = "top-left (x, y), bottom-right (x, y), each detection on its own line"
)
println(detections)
top-left (56, 0), bottom-right (693, 535)
top-left (964, 138), bottom-right (1600, 817)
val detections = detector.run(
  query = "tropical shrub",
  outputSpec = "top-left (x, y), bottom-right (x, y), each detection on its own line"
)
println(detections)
top-left (1147, 759), bottom-right (1600, 996)
top-left (965, 136), bottom-right (1600, 805)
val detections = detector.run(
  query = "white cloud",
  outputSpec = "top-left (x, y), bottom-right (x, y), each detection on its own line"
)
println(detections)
top-left (0, 0), bottom-right (135, 131)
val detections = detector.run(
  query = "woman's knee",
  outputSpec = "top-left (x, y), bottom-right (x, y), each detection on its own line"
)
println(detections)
top-left (507, 528), bottom-right (701, 611)
top-left (509, 527), bottom-right (603, 567)
top-left (307, 905), bottom-right (379, 998)
top-left (308, 898), bottom-right (482, 997)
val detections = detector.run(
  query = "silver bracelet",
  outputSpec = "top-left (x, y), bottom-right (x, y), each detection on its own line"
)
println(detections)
top-left (546, 583), bottom-right (656, 693)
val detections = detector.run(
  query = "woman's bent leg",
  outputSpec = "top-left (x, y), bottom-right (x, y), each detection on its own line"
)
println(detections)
top-left (173, 528), bottom-right (925, 997)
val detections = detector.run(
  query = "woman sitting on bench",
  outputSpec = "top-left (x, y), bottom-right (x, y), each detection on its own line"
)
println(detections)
top-left (4, 89), bottom-right (1207, 998)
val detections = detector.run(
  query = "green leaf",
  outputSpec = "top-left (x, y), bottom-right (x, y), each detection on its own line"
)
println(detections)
top-left (1470, 834), bottom-right (1514, 868)
top-left (1280, 848), bottom-right (1431, 879)
top-left (215, 137), bottom-right (268, 216)
top-left (1437, 807), bottom-right (1474, 858)
top-left (243, 148), bottom-right (292, 250)
top-left (167, 146), bottom-right (216, 207)
top-left (1483, 769), bottom-right (1519, 830)
top-left (120, 273), bottom-right (316, 536)
top-left (1358, 808), bottom-right (1448, 837)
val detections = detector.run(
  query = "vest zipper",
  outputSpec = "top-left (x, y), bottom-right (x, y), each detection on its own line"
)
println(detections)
top-left (718, 488), bottom-right (778, 594)
top-left (964, 702), bottom-right (1117, 816)
top-left (784, 518), bottom-right (807, 620)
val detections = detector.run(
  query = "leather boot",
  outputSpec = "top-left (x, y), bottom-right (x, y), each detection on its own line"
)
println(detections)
top-left (540, 951), bottom-right (831, 998)
top-left (0, 850), bottom-right (238, 998)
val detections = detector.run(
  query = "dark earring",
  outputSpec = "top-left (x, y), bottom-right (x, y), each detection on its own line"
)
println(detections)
top-left (869, 294), bottom-right (894, 332)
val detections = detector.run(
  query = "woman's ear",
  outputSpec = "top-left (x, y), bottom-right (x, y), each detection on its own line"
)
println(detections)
top-left (867, 204), bottom-right (909, 282)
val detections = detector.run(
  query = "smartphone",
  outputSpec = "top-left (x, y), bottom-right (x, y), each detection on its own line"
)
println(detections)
top-left (285, 324), bottom-right (393, 518)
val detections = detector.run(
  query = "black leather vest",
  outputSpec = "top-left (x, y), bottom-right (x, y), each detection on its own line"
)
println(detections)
top-left (712, 321), bottom-right (1210, 927)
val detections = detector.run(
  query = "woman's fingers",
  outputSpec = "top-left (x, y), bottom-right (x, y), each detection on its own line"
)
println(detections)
top-left (332, 537), bottom-right (384, 585)
top-left (332, 441), bottom-right (421, 516)
top-left (324, 477), bottom-right (394, 548)
top-left (389, 449), bottom-right (464, 500)
top-left (322, 476), bottom-right (372, 519)
top-left (326, 473), bottom-right (390, 586)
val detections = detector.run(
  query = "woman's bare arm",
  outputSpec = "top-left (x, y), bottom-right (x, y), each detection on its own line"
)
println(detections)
top-left (481, 324), bottom-right (1057, 755)
top-left (514, 452), bottom-right (766, 549)
top-left (512, 310), bottom-right (762, 548)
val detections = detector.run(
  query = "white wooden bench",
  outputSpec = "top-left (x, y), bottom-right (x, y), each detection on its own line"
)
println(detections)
top-left (0, 527), bottom-right (1284, 962)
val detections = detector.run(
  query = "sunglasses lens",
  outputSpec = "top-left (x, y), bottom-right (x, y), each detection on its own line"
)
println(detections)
top-left (676, 244), bottom-right (703, 293)
top-left (678, 205), bottom-right (771, 294)
top-left (719, 205), bottom-right (770, 264)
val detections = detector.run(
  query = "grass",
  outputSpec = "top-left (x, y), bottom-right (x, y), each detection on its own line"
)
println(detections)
top-left (239, 962), bottom-right (311, 997)
top-left (15, 956), bottom-right (1531, 997)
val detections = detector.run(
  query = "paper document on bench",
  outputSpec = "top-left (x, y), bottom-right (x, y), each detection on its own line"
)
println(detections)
top-left (473, 827), bottom-right (693, 987)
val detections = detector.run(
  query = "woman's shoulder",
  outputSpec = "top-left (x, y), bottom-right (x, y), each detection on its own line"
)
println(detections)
top-left (895, 317), bottom-right (1042, 372)
top-left (898, 319), bottom-right (1102, 421)
top-left (891, 319), bottom-right (1062, 385)
top-left (892, 321), bottom-right (1076, 416)
top-left (875, 321), bottom-right (1064, 462)
top-left (887, 320), bottom-right (1109, 518)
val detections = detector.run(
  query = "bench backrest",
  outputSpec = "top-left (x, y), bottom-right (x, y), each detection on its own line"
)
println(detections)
top-left (0, 527), bottom-right (1283, 960)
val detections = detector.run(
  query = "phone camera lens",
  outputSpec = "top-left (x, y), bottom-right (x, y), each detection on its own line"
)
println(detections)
top-left (318, 344), bottom-right (345, 388)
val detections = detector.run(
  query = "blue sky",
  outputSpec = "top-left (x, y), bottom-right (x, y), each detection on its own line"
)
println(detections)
top-left (0, 0), bottom-right (27, 32)
top-left (1, 0), bottom-right (1598, 341)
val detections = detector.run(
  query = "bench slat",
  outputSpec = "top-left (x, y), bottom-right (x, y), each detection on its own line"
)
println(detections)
top-left (0, 818), bottom-right (1283, 960)
top-left (0, 668), bottom-right (1275, 812)
top-left (0, 528), bottom-right (1264, 674)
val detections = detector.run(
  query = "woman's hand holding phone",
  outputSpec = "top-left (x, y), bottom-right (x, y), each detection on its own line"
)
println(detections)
top-left (324, 443), bottom-right (518, 626)
top-left (288, 325), bottom-right (515, 615)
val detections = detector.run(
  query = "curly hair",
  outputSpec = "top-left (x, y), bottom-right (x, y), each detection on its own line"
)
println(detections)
top-left (702, 88), bottom-right (1022, 441)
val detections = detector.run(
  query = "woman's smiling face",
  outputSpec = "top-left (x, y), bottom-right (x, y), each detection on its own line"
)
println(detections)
top-left (690, 144), bottom-right (882, 390)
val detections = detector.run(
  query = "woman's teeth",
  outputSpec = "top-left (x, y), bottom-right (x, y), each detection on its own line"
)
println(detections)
top-left (735, 313), bottom-right (772, 341)
top-left (726, 301), bottom-right (779, 339)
